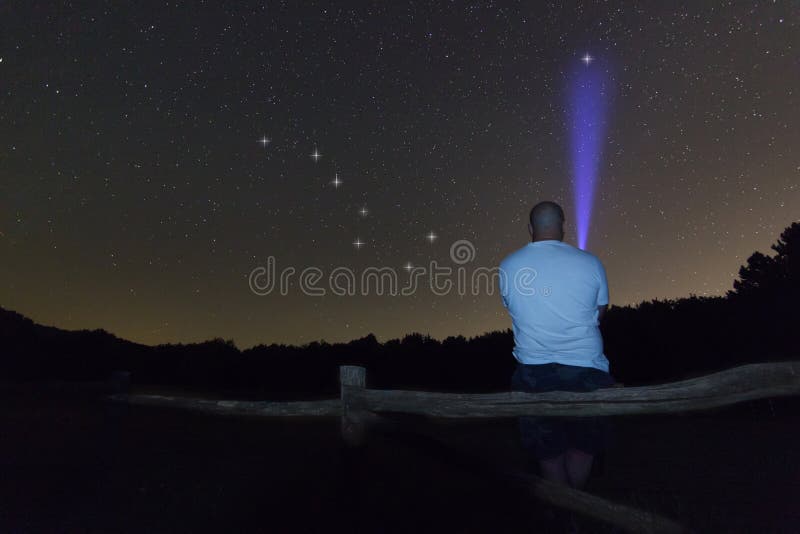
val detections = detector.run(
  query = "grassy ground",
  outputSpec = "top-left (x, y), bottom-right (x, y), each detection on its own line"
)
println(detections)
top-left (0, 383), bottom-right (797, 533)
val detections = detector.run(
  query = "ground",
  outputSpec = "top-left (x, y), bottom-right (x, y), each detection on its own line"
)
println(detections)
top-left (1, 382), bottom-right (797, 533)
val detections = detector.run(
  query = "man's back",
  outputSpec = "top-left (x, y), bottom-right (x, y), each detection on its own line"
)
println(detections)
top-left (499, 240), bottom-right (609, 372)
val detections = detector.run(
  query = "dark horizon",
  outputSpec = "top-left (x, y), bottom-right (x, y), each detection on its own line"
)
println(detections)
top-left (3, 218), bottom-right (796, 351)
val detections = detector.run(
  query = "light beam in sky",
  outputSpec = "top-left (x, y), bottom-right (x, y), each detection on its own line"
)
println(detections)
top-left (568, 54), bottom-right (611, 250)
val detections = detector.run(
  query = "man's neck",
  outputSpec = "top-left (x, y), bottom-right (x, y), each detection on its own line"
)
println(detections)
top-left (531, 236), bottom-right (562, 243)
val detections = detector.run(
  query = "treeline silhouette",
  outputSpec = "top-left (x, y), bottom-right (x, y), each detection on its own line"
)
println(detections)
top-left (1, 223), bottom-right (797, 397)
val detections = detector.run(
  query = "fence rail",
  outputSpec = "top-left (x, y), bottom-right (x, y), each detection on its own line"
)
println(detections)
top-left (114, 360), bottom-right (800, 419)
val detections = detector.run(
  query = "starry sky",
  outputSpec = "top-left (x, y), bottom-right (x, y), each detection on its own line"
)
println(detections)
top-left (2, 1), bottom-right (799, 348)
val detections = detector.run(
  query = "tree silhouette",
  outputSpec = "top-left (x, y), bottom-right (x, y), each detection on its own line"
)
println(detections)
top-left (730, 222), bottom-right (800, 299)
top-left (773, 222), bottom-right (800, 287)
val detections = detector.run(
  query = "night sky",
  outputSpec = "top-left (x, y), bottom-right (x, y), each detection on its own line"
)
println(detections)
top-left (2, 1), bottom-right (798, 348)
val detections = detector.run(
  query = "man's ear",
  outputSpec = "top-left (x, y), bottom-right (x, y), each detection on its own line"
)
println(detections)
top-left (527, 223), bottom-right (533, 238)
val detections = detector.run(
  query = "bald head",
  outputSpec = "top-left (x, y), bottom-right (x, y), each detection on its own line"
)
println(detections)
top-left (529, 201), bottom-right (565, 241)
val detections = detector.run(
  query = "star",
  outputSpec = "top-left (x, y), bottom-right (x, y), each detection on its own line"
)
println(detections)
top-left (258, 136), bottom-right (271, 147)
top-left (426, 231), bottom-right (438, 243)
top-left (359, 206), bottom-right (369, 217)
top-left (403, 262), bottom-right (414, 272)
top-left (353, 237), bottom-right (365, 250)
top-left (331, 173), bottom-right (342, 188)
top-left (310, 147), bottom-right (322, 161)
top-left (581, 53), bottom-right (593, 66)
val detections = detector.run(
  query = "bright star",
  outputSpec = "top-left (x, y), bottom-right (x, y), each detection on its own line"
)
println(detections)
top-left (359, 206), bottom-right (368, 217)
top-left (331, 173), bottom-right (342, 188)
top-left (311, 147), bottom-right (322, 161)
top-left (426, 231), bottom-right (438, 243)
top-left (581, 53), bottom-right (593, 66)
top-left (403, 262), bottom-right (414, 272)
top-left (258, 136), bottom-right (271, 147)
top-left (353, 238), bottom-right (365, 249)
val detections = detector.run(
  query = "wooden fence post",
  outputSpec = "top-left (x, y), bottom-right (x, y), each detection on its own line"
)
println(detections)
top-left (339, 366), bottom-right (368, 532)
top-left (340, 365), bottom-right (367, 446)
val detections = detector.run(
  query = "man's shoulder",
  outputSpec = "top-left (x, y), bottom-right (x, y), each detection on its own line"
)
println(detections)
top-left (572, 246), bottom-right (603, 264)
top-left (499, 244), bottom-right (532, 270)
top-left (499, 242), bottom-right (604, 267)
top-left (553, 242), bottom-right (602, 265)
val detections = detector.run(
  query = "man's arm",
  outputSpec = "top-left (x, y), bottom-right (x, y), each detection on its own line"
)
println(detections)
top-left (498, 262), bottom-right (509, 308)
top-left (596, 258), bottom-right (609, 322)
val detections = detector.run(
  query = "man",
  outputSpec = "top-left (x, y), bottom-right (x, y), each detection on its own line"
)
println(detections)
top-left (499, 200), bottom-right (615, 491)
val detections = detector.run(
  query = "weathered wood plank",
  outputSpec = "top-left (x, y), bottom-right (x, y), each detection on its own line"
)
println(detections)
top-left (522, 472), bottom-right (690, 533)
top-left (353, 361), bottom-right (800, 417)
top-left (110, 361), bottom-right (800, 419)
top-left (340, 365), bottom-right (368, 445)
top-left (340, 365), bottom-right (366, 389)
top-left (110, 394), bottom-right (342, 417)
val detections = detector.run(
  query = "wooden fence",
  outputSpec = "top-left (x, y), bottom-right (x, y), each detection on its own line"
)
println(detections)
top-left (115, 361), bottom-right (800, 419)
top-left (111, 361), bottom-right (800, 534)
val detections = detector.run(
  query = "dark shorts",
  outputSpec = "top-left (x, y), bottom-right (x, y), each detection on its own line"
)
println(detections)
top-left (510, 362), bottom-right (615, 460)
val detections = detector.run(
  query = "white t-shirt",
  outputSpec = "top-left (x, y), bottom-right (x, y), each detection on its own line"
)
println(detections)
top-left (498, 240), bottom-right (610, 372)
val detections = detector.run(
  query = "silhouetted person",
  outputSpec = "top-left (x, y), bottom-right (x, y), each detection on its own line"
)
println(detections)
top-left (499, 201), bottom-right (616, 494)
